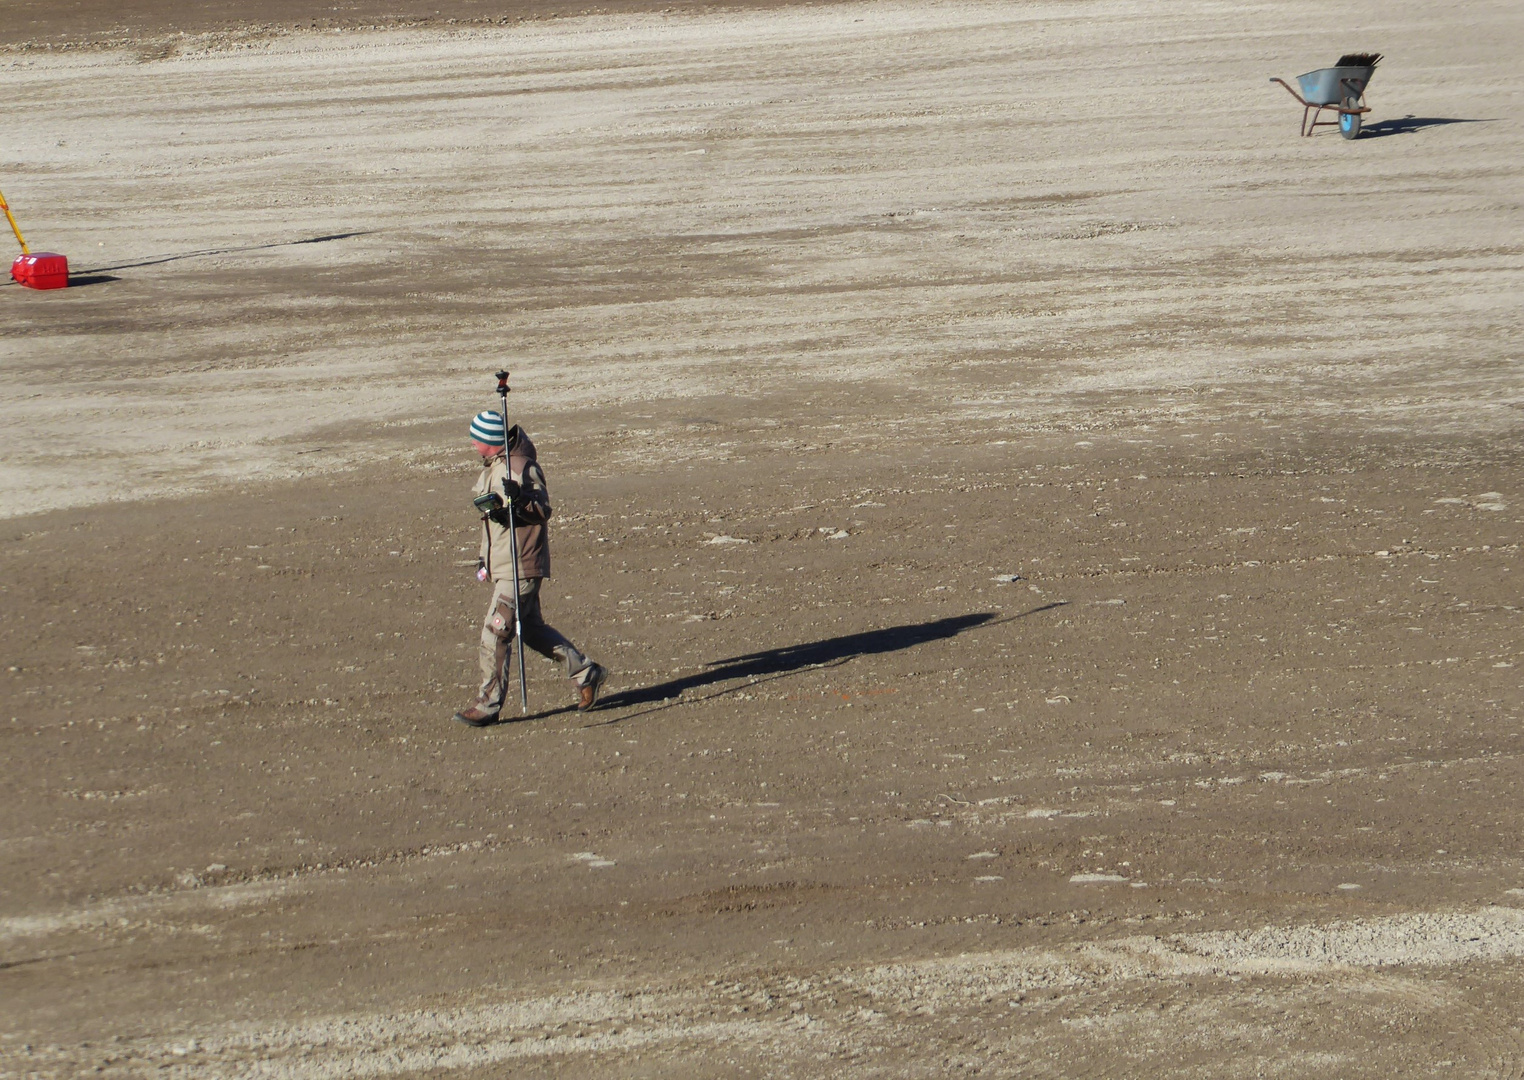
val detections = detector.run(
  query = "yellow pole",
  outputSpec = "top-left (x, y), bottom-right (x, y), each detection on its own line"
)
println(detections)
top-left (0, 188), bottom-right (30, 255)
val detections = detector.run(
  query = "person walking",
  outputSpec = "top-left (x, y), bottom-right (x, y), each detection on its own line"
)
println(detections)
top-left (454, 410), bottom-right (606, 726)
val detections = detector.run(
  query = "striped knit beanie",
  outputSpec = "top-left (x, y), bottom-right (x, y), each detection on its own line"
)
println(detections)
top-left (469, 410), bottom-right (506, 448)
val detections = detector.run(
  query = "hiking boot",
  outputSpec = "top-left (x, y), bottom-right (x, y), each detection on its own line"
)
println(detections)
top-left (576, 664), bottom-right (607, 712)
top-left (453, 700), bottom-right (500, 727)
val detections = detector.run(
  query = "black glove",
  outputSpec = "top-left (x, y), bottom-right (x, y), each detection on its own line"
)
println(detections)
top-left (502, 478), bottom-right (534, 515)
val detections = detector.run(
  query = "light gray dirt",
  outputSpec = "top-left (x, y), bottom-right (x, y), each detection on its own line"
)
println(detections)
top-left (2, 1), bottom-right (1522, 1077)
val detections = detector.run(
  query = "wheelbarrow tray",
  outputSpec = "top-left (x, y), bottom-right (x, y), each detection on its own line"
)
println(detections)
top-left (1296, 65), bottom-right (1376, 106)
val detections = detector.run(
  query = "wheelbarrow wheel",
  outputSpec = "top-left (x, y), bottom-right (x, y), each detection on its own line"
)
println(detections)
top-left (1339, 99), bottom-right (1362, 140)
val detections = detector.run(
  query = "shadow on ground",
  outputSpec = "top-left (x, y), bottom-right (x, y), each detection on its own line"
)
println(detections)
top-left (603, 612), bottom-right (999, 712)
top-left (77, 231), bottom-right (372, 274)
top-left (1, 269), bottom-right (119, 289)
top-left (1361, 115), bottom-right (1495, 138)
top-left (465, 702), bottom-right (578, 729)
top-left (589, 607), bottom-right (1067, 725)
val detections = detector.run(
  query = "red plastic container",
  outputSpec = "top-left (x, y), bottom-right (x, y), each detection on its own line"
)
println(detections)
top-left (11, 252), bottom-right (69, 290)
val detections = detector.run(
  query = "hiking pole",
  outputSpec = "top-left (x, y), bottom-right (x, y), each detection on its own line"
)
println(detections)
top-left (497, 370), bottom-right (529, 716)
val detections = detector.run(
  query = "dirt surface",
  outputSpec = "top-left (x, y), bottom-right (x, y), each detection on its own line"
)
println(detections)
top-left (2, 1), bottom-right (1523, 1076)
top-left (0, 0), bottom-right (803, 50)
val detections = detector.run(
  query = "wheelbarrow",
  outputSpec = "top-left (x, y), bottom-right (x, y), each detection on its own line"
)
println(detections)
top-left (1270, 52), bottom-right (1381, 139)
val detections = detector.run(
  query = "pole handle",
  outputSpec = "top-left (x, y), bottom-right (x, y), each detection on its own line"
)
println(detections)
top-left (497, 371), bottom-right (512, 456)
top-left (0, 188), bottom-right (30, 255)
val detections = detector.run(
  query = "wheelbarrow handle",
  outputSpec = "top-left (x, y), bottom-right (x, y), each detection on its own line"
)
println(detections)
top-left (1269, 77), bottom-right (1309, 107)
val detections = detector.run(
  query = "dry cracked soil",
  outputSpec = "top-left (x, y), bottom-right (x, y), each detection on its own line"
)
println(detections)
top-left (2, 0), bottom-right (1523, 1076)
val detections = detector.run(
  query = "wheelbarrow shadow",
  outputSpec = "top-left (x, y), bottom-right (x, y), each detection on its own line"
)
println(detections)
top-left (1360, 115), bottom-right (1496, 138)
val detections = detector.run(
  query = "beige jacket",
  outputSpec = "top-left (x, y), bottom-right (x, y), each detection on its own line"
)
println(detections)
top-left (473, 426), bottom-right (552, 580)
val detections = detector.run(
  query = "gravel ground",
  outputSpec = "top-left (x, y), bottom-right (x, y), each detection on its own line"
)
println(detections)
top-left (2, 1), bottom-right (1522, 1076)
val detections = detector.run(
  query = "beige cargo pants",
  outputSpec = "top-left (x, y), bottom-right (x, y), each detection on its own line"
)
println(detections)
top-left (477, 577), bottom-right (595, 709)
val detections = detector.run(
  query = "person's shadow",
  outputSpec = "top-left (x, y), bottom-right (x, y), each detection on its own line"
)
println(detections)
top-left (1361, 115), bottom-right (1495, 138)
top-left (588, 603), bottom-right (1066, 724)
